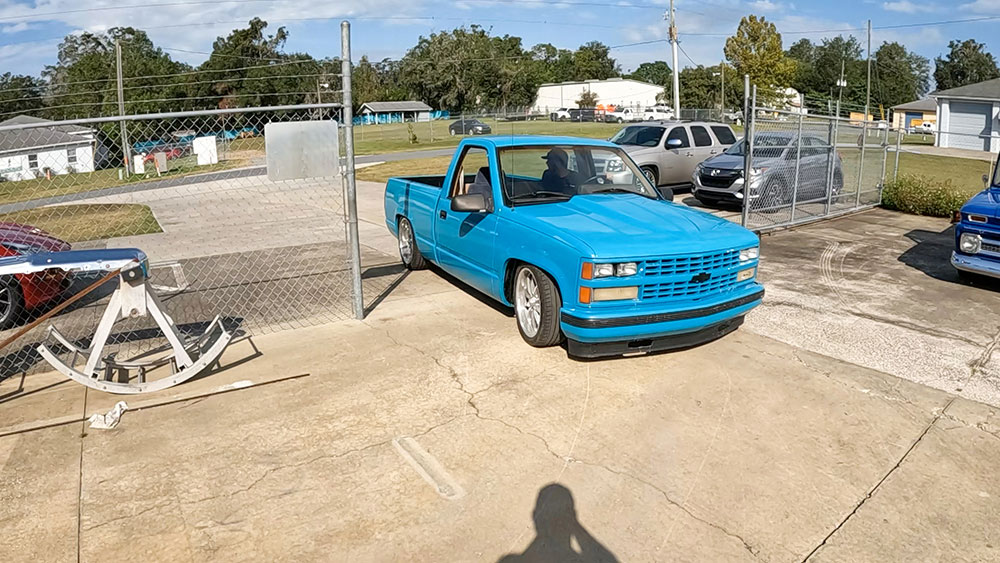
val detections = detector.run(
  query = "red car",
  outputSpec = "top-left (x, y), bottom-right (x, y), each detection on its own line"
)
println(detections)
top-left (0, 222), bottom-right (72, 329)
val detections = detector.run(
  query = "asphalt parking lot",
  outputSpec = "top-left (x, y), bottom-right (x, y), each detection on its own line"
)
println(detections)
top-left (2, 179), bottom-right (999, 561)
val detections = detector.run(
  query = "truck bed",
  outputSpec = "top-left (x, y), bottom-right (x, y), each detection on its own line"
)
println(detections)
top-left (394, 175), bottom-right (448, 188)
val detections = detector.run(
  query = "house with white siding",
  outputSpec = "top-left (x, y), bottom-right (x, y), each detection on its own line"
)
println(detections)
top-left (0, 116), bottom-right (98, 181)
top-left (930, 78), bottom-right (1000, 152)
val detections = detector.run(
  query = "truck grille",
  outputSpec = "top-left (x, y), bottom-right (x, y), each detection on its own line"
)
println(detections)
top-left (699, 169), bottom-right (740, 189)
top-left (644, 250), bottom-right (739, 276)
top-left (982, 240), bottom-right (1000, 254)
top-left (642, 272), bottom-right (739, 300)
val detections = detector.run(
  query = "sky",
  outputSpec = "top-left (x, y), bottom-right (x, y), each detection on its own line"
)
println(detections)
top-left (1, 0), bottom-right (999, 81)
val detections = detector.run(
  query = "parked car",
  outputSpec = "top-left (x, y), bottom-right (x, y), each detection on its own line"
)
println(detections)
top-left (605, 108), bottom-right (641, 123)
top-left (951, 154), bottom-right (1000, 281)
top-left (569, 108), bottom-right (599, 122)
top-left (549, 108), bottom-right (572, 121)
top-left (609, 121), bottom-right (738, 186)
top-left (691, 132), bottom-right (844, 209)
top-left (914, 122), bottom-right (935, 134)
top-left (143, 147), bottom-right (185, 163)
top-left (449, 119), bottom-right (492, 136)
top-left (0, 222), bottom-right (72, 329)
top-left (643, 106), bottom-right (674, 121)
top-left (383, 136), bottom-right (764, 358)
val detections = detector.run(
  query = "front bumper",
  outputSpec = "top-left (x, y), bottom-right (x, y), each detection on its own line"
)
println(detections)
top-left (560, 286), bottom-right (764, 355)
top-left (568, 316), bottom-right (744, 358)
top-left (951, 251), bottom-right (1000, 279)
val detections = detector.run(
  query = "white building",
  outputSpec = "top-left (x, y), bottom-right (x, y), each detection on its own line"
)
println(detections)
top-left (931, 78), bottom-right (1000, 152)
top-left (531, 78), bottom-right (666, 114)
top-left (0, 116), bottom-right (97, 181)
top-left (357, 101), bottom-right (433, 125)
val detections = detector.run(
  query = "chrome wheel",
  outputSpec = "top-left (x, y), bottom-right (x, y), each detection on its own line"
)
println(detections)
top-left (398, 219), bottom-right (414, 264)
top-left (642, 168), bottom-right (656, 185)
top-left (0, 285), bottom-right (11, 323)
top-left (515, 268), bottom-right (541, 338)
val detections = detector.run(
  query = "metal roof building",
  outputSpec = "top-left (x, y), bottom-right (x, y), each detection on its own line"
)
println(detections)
top-left (930, 78), bottom-right (1000, 151)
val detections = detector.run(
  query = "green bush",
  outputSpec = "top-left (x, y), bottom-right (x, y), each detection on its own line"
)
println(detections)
top-left (881, 174), bottom-right (972, 217)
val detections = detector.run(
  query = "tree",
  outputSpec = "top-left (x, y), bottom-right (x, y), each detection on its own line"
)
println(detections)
top-left (872, 41), bottom-right (929, 109)
top-left (0, 73), bottom-right (45, 117)
top-left (628, 61), bottom-right (671, 87)
top-left (724, 15), bottom-right (794, 101)
top-left (785, 38), bottom-right (816, 94)
top-left (934, 39), bottom-right (1000, 90)
top-left (529, 43), bottom-right (575, 84)
top-left (576, 90), bottom-right (599, 107)
top-left (572, 41), bottom-right (619, 81)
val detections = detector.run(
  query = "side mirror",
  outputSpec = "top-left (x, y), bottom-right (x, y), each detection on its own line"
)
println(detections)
top-left (451, 192), bottom-right (490, 213)
top-left (666, 139), bottom-right (682, 149)
top-left (983, 174), bottom-right (990, 189)
top-left (658, 186), bottom-right (675, 202)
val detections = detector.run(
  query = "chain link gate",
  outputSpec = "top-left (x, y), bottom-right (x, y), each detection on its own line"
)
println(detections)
top-left (0, 22), bottom-right (364, 391)
top-left (741, 90), bottom-right (889, 232)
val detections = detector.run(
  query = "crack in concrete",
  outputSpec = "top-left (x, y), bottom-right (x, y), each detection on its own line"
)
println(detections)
top-left (800, 398), bottom-right (955, 562)
top-left (940, 412), bottom-right (1000, 443)
top-left (790, 350), bottom-right (918, 408)
top-left (82, 500), bottom-right (174, 532)
top-left (572, 459), bottom-right (762, 560)
top-left (960, 325), bottom-right (1000, 393)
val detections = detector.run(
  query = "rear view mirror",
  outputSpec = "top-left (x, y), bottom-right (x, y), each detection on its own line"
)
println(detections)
top-left (666, 139), bottom-right (682, 149)
top-left (658, 186), bottom-right (675, 202)
top-left (451, 193), bottom-right (490, 213)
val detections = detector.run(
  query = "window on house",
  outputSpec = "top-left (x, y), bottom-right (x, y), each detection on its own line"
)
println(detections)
top-left (67, 149), bottom-right (77, 164)
top-left (27, 154), bottom-right (38, 169)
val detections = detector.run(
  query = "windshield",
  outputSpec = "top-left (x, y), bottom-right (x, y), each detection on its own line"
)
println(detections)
top-left (723, 135), bottom-right (792, 159)
top-left (498, 145), bottom-right (658, 204)
top-left (610, 126), bottom-right (665, 147)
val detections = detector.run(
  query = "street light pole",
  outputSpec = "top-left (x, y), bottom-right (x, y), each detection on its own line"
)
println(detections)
top-left (668, 0), bottom-right (680, 119)
top-left (720, 61), bottom-right (725, 120)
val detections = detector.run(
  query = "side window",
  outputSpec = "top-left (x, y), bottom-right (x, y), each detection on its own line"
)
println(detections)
top-left (691, 126), bottom-right (712, 147)
top-left (711, 126), bottom-right (737, 145)
top-left (27, 154), bottom-right (38, 170)
top-left (449, 147), bottom-right (491, 199)
top-left (665, 127), bottom-right (690, 149)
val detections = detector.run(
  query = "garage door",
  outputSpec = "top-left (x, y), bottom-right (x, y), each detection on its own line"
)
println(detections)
top-left (949, 101), bottom-right (991, 151)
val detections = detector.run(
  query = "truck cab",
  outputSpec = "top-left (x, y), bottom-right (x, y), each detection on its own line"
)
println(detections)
top-left (952, 157), bottom-right (1000, 280)
top-left (383, 136), bottom-right (764, 358)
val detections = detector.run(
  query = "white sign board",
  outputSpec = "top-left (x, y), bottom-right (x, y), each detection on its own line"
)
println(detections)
top-left (193, 136), bottom-right (218, 165)
top-left (265, 121), bottom-right (340, 181)
top-left (133, 155), bottom-right (145, 174)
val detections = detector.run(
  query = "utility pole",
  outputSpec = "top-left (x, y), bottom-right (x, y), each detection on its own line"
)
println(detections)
top-left (115, 40), bottom-right (130, 176)
top-left (720, 60), bottom-right (725, 119)
top-left (836, 59), bottom-right (846, 119)
top-left (668, 0), bottom-right (680, 118)
top-left (865, 19), bottom-right (872, 128)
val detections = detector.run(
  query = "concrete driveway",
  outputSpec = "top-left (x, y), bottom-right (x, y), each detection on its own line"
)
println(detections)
top-left (2, 209), bottom-right (1000, 561)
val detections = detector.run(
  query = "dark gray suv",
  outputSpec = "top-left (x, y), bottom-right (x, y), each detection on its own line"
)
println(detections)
top-left (691, 132), bottom-right (844, 209)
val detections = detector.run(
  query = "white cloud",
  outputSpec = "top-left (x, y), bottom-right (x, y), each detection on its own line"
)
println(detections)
top-left (961, 0), bottom-right (1000, 13)
top-left (882, 1), bottom-right (936, 13)
top-left (1, 22), bottom-right (34, 34)
top-left (750, 0), bottom-right (781, 11)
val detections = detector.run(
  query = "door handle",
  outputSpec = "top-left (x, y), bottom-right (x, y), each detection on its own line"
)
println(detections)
top-left (710, 150), bottom-right (718, 154)
top-left (439, 210), bottom-right (447, 219)
top-left (686, 152), bottom-right (694, 157)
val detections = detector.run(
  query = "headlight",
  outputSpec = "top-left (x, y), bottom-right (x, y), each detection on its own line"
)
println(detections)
top-left (749, 167), bottom-right (768, 176)
top-left (592, 286), bottom-right (639, 302)
top-left (583, 262), bottom-right (638, 279)
top-left (737, 267), bottom-right (756, 282)
top-left (605, 158), bottom-right (625, 172)
top-left (739, 247), bottom-right (759, 262)
top-left (960, 233), bottom-right (982, 254)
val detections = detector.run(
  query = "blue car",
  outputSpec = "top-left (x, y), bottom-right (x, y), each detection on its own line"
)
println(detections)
top-left (383, 136), bottom-right (764, 358)
top-left (952, 154), bottom-right (1000, 280)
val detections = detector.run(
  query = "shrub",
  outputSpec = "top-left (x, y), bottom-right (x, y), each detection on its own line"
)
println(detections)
top-left (880, 174), bottom-right (971, 217)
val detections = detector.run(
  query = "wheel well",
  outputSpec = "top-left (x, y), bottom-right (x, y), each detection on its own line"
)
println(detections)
top-left (640, 164), bottom-right (658, 182)
top-left (503, 260), bottom-right (563, 305)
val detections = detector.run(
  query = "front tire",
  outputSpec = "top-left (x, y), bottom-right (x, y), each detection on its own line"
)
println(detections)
top-left (0, 276), bottom-right (25, 330)
top-left (514, 265), bottom-right (562, 347)
top-left (641, 166), bottom-right (658, 186)
top-left (398, 217), bottom-right (427, 270)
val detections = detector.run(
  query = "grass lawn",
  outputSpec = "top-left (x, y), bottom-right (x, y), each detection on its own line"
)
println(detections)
top-left (357, 156), bottom-right (453, 183)
top-left (0, 204), bottom-right (162, 243)
top-left (894, 152), bottom-right (994, 194)
top-left (0, 159), bottom-right (248, 207)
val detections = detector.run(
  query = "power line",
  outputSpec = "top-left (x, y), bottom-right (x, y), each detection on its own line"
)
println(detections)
top-left (122, 73), bottom-right (331, 92)
top-left (122, 59), bottom-right (316, 81)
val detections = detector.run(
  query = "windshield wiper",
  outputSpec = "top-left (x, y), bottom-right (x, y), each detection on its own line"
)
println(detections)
top-left (509, 191), bottom-right (573, 201)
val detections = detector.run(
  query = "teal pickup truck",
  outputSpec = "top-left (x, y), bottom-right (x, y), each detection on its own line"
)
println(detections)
top-left (383, 136), bottom-right (765, 358)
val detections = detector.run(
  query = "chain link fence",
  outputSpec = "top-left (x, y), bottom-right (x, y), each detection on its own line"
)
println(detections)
top-left (0, 103), bottom-right (371, 380)
top-left (741, 105), bottom-right (888, 231)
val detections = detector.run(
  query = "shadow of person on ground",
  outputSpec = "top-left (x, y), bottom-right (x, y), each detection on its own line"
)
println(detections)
top-left (498, 483), bottom-right (618, 563)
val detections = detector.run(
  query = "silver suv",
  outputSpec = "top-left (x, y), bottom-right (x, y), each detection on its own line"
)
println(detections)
top-left (609, 121), bottom-right (738, 186)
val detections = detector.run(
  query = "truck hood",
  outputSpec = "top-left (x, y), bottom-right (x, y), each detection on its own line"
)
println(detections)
top-left (961, 188), bottom-right (1000, 218)
top-left (619, 145), bottom-right (662, 161)
top-left (509, 194), bottom-right (759, 258)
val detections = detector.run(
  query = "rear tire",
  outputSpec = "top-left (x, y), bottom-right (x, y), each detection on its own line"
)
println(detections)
top-left (397, 217), bottom-right (427, 270)
top-left (0, 276), bottom-right (25, 330)
top-left (514, 265), bottom-right (563, 348)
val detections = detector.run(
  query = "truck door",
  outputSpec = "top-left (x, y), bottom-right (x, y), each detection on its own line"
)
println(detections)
top-left (434, 145), bottom-right (500, 295)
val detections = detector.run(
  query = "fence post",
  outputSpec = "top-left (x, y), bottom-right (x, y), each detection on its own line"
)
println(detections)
top-left (790, 97), bottom-right (804, 222)
top-left (856, 119), bottom-right (867, 208)
top-left (879, 125), bottom-right (890, 205)
top-left (741, 85), bottom-right (756, 228)
top-left (115, 40), bottom-right (131, 176)
top-left (341, 21), bottom-right (364, 320)
top-left (893, 125), bottom-right (902, 182)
